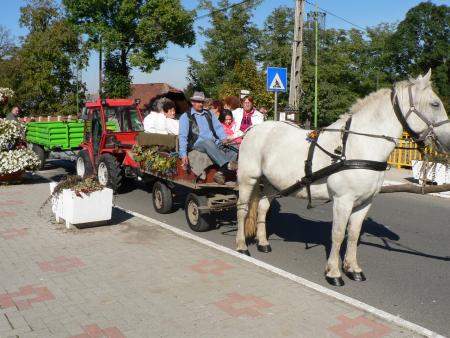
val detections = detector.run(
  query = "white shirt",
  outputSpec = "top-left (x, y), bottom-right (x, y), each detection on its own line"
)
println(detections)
top-left (232, 108), bottom-right (265, 132)
top-left (165, 118), bottom-right (179, 135)
top-left (143, 111), bottom-right (168, 134)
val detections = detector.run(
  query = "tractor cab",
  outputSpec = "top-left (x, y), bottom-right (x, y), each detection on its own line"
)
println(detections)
top-left (76, 98), bottom-right (144, 191)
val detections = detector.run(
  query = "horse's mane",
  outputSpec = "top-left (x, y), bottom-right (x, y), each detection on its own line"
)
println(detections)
top-left (333, 78), bottom-right (436, 126)
top-left (334, 88), bottom-right (391, 124)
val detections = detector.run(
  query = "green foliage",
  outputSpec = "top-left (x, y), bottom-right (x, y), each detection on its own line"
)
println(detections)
top-left (219, 59), bottom-right (273, 109)
top-left (300, 26), bottom-right (396, 125)
top-left (64, 0), bottom-right (196, 98)
top-left (387, 2), bottom-right (450, 111)
top-left (132, 145), bottom-right (177, 177)
top-left (0, 0), bottom-right (84, 116)
top-left (256, 6), bottom-right (294, 107)
top-left (187, 0), bottom-right (261, 97)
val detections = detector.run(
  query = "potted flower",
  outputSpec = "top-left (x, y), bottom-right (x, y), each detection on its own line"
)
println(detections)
top-left (49, 176), bottom-right (113, 229)
top-left (0, 87), bottom-right (14, 106)
top-left (412, 153), bottom-right (450, 186)
top-left (0, 119), bottom-right (40, 181)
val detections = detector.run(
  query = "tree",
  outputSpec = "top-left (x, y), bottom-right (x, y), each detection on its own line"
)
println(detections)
top-left (0, 0), bottom-right (84, 116)
top-left (256, 6), bottom-right (294, 107)
top-left (388, 2), bottom-right (449, 110)
top-left (64, 0), bottom-right (196, 98)
top-left (219, 59), bottom-right (273, 109)
top-left (0, 26), bottom-right (15, 60)
top-left (187, 0), bottom-right (261, 97)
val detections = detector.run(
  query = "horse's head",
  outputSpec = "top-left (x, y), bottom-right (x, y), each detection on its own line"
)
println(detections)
top-left (394, 70), bottom-right (450, 153)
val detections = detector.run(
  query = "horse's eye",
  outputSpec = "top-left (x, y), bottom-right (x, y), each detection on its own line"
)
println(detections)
top-left (431, 101), bottom-right (440, 108)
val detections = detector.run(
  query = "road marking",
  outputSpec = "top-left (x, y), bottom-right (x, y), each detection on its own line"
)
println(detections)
top-left (114, 204), bottom-right (445, 338)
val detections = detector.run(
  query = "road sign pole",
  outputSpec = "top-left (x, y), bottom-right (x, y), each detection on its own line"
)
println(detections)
top-left (274, 92), bottom-right (278, 121)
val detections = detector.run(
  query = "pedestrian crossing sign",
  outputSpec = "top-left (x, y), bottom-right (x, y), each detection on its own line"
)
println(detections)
top-left (267, 67), bottom-right (287, 92)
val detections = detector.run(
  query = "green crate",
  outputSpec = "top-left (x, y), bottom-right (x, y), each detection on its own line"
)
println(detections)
top-left (26, 120), bottom-right (85, 151)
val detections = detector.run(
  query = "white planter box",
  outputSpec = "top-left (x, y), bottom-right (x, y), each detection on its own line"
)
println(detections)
top-left (49, 182), bottom-right (113, 228)
top-left (412, 160), bottom-right (450, 185)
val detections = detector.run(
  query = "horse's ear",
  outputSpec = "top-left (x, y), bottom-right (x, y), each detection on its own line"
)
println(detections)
top-left (423, 68), bottom-right (432, 83)
top-left (416, 69), bottom-right (432, 88)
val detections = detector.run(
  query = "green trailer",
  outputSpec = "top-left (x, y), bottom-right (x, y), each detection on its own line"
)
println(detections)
top-left (26, 121), bottom-right (85, 169)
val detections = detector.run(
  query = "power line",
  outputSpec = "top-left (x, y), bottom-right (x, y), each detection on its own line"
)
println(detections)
top-left (304, 0), bottom-right (367, 32)
top-left (194, 0), bottom-right (255, 21)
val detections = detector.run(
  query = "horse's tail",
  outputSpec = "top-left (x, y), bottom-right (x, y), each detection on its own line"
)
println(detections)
top-left (244, 183), bottom-right (260, 238)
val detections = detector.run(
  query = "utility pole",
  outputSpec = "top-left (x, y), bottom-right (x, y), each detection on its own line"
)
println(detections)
top-left (314, 2), bottom-right (318, 129)
top-left (288, 0), bottom-right (305, 110)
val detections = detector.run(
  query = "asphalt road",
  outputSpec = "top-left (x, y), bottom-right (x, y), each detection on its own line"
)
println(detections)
top-left (42, 161), bottom-right (450, 336)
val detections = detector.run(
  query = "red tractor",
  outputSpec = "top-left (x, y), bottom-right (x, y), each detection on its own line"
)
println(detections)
top-left (76, 98), bottom-right (143, 191)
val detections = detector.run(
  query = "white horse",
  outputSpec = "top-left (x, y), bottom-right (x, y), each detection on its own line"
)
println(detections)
top-left (236, 71), bottom-right (450, 286)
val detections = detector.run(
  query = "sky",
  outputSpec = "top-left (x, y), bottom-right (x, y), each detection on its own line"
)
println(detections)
top-left (1, 0), bottom-right (448, 93)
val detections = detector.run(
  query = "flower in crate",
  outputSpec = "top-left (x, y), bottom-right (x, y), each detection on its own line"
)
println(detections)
top-left (0, 119), bottom-right (25, 150)
top-left (0, 88), bottom-right (14, 104)
top-left (0, 148), bottom-right (41, 174)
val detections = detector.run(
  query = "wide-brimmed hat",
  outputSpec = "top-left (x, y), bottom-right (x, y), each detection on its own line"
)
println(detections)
top-left (190, 91), bottom-right (206, 102)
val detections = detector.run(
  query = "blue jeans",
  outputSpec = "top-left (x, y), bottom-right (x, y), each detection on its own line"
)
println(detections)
top-left (193, 139), bottom-right (237, 167)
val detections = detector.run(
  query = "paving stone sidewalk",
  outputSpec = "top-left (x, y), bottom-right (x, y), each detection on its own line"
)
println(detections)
top-left (0, 177), bottom-right (426, 338)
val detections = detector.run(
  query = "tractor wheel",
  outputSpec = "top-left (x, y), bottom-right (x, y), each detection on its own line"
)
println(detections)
top-left (97, 153), bottom-right (122, 192)
top-left (152, 181), bottom-right (173, 214)
top-left (76, 150), bottom-right (93, 178)
top-left (32, 144), bottom-right (46, 170)
top-left (185, 193), bottom-right (212, 232)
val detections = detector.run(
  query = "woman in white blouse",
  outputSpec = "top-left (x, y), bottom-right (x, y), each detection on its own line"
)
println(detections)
top-left (143, 98), bottom-right (178, 135)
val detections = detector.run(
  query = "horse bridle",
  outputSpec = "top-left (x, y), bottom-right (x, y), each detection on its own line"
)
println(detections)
top-left (391, 83), bottom-right (450, 148)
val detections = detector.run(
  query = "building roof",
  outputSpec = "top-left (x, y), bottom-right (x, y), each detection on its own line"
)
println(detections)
top-left (128, 83), bottom-right (189, 114)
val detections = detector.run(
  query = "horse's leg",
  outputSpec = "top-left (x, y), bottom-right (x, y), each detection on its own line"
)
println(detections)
top-left (255, 184), bottom-right (277, 253)
top-left (255, 196), bottom-right (272, 253)
top-left (343, 202), bottom-right (372, 282)
top-left (325, 197), bottom-right (354, 286)
top-left (236, 179), bottom-right (258, 255)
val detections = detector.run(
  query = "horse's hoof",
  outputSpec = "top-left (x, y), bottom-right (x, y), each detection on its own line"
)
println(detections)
top-left (344, 271), bottom-right (366, 282)
top-left (257, 244), bottom-right (272, 253)
top-left (325, 275), bottom-right (345, 286)
top-left (237, 249), bottom-right (251, 256)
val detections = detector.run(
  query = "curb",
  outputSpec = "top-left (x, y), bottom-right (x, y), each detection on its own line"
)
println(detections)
top-left (382, 180), bottom-right (450, 199)
top-left (114, 204), bottom-right (445, 338)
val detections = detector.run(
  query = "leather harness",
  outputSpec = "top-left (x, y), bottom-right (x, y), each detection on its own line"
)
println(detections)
top-left (278, 85), bottom-right (450, 208)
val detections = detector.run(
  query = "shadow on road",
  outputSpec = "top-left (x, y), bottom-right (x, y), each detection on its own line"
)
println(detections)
top-left (214, 199), bottom-right (449, 262)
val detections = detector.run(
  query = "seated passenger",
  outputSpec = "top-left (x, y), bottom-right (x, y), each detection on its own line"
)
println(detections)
top-left (232, 95), bottom-right (264, 133)
top-left (219, 109), bottom-right (242, 145)
top-left (179, 91), bottom-right (237, 184)
top-left (162, 99), bottom-right (179, 135)
top-left (143, 99), bottom-right (168, 134)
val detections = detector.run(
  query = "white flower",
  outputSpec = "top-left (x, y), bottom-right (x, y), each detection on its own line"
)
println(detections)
top-left (0, 88), bottom-right (14, 103)
top-left (0, 119), bottom-right (25, 151)
top-left (0, 148), bottom-right (41, 174)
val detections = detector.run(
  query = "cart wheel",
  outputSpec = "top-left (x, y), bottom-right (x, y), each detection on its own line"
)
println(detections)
top-left (32, 144), bottom-right (46, 170)
top-left (152, 181), bottom-right (173, 214)
top-left (76, 150), bottom-right (93, 178)
top-left (185, 193), bottom-right (212, 232)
